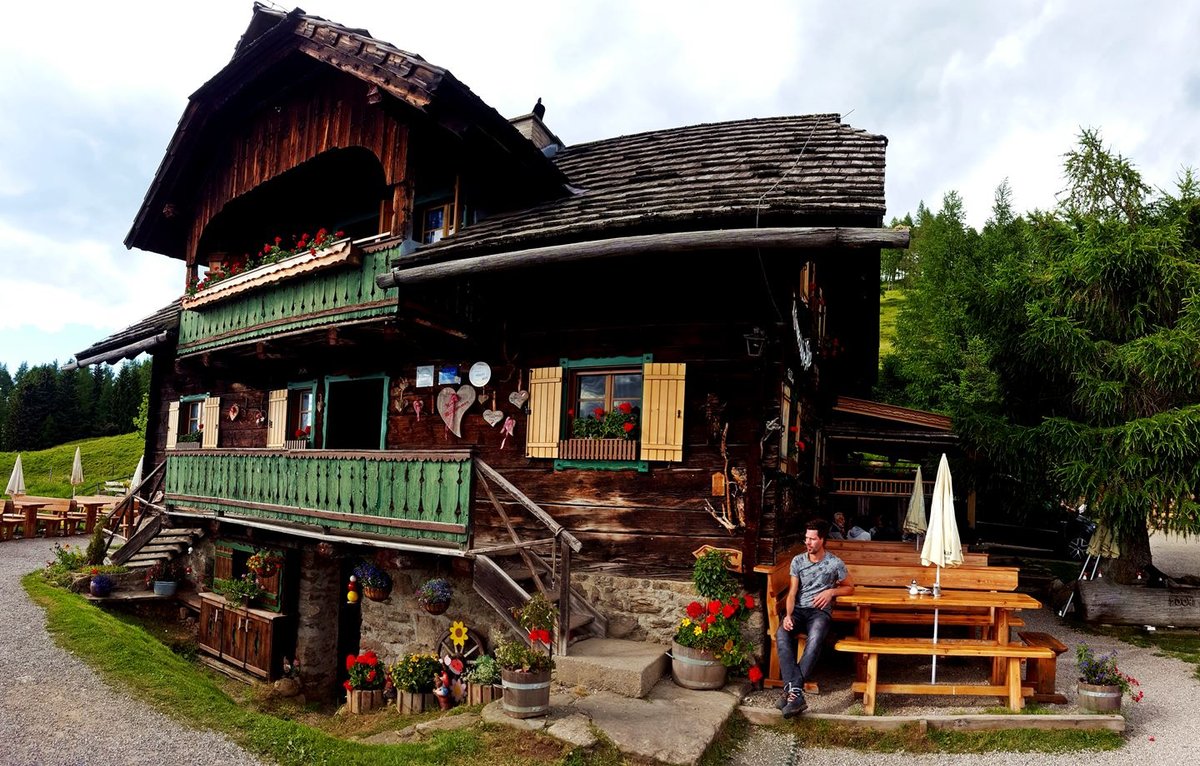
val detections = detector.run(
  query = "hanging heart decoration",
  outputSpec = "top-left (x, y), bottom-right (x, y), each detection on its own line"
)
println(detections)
top-left (482, 409), bottom-right (504, 427)
top-left (437, 385), bottom-right (477, 437)
top-left (413, 399), bottom-right (423, 421)
top-left (508, 389), bottom-right (529, 409)
top-left (500, 416), bottom-right (516, 449)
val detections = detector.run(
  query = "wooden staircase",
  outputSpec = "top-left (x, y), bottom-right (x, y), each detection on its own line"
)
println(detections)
top-left (469, 460), bottom-right (607, 655)
top-left (117, 526), bottom-right (206, 571)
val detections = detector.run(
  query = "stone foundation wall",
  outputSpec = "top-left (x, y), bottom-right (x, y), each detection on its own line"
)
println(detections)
top-left (295, 547), bottom-right (341, 698)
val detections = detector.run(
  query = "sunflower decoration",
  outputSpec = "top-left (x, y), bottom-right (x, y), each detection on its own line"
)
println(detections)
top-left (449, 620), bottom-right (470, 652)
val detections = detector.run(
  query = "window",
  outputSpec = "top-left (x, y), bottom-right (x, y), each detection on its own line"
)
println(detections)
top-left (324, 374), bottom-right (388, 450)
top-left (184, 400), bottom-right (202, 436)
top-left (288, 385), bottom-right (316, 443)
top-left (569, 368), bottom-right (642, 437)
top-left (167, 394), bottom-right (219, 450)
top-left (419, 202), bottom-right (455, 244)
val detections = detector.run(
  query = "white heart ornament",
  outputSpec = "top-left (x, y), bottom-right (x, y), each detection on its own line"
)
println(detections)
top-left (482, 409), bottom-right (504, 427)
top-left (436, 385), bottom-right (477, 437)
top-left (509, 390), bottom-right (529, 409)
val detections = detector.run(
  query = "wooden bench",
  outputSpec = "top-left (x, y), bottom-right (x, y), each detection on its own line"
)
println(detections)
top-left (833, 637), bottom-right (1055, 714)
top-left (756, 551), bottom-right (1023, 689)
top-left (1019, 630), bottom-right (1069, 704)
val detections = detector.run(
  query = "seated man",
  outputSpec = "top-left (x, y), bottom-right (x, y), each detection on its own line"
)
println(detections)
top-left (776, 518), bottom-right (855, 718)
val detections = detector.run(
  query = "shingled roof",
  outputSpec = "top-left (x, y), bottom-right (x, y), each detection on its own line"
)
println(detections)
top-left (67, 302), bottom-right (180, 369)
top-left (406, 113), bottom-right (887, 261)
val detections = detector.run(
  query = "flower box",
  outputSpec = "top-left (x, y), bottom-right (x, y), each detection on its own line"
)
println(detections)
top-left (173, 441), bottom-right (201, 451)
top-left (397, 691), bottom-right (438, 714)
top-left (182, 238), bottom-right (357, 309)
top-left (466, 683), bottom-right (502, 706)
top-left (558, 438), bottom-right (638, 461)
top-left (284, 439), bottom-right (310, 451)
top-left (346, 688), bottom-right (384, 714)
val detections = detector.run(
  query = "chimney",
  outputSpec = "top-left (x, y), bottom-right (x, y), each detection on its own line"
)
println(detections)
top-left (510, 97), bottom-right (564, 155)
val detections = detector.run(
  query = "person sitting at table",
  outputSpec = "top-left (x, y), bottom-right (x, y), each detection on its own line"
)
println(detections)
top-left (827, 511), bottom-right (848, 540)
top-left (776, 518), bottom-right (855, 718)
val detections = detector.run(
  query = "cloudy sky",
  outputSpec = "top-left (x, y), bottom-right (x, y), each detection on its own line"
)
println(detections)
top-left (1, 0), bottom-right (1196, 371)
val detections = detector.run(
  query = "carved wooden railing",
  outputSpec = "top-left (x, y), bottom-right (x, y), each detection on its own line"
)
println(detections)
top-left (831, 476), bottom-right (935, 497)
top-left (468, 459), bottom-right (605, 655)
top-left (104, 460), bottom-right (168, 565)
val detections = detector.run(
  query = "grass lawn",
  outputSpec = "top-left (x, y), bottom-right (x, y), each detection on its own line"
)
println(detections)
top-left (879, 287), bottom-right (905, 361)
top-left (1, 433), bottom-right (143, 497)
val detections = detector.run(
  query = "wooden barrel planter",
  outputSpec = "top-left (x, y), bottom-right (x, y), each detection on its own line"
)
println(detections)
top-left (671, 641), bottom-right (727, 690)
top-left (1077, 681), bottom-right (1122, 712)
top-left (397, 691), bottom-right (438, 714)
top-left (346, 688), bottom-right (384, 714)
top-left (501, 668), bottom-right (551, 719)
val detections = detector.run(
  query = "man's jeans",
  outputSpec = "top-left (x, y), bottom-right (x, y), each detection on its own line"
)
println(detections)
top-left (776, 607), bottom-right (831, 689)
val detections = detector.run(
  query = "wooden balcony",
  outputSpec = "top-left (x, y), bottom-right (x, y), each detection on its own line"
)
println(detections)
top-left (831, 476), bottom-right (935, 498)
top-left (164, 449), bottom-right (472, 547)
top-left (177, 244), bottom-right (398, 356)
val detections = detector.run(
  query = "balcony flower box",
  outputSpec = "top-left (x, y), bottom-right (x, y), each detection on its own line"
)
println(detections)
top-left (182, 237), bottom-right (357, 310)
top-left (558, 438), bottom-right (638, 461)
top-left (284, 439), bottom-right (310, 451)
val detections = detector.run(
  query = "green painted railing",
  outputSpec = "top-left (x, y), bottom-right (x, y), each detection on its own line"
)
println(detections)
top-left (178, 245), bottom-right (398, 355)
top-left (165, 449), bottom-right (472, 546)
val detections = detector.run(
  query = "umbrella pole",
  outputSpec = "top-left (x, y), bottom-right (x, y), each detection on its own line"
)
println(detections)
top-left (931, 568), bottom-right (941, 683)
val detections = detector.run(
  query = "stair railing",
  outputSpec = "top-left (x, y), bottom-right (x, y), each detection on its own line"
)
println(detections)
top-left (470, 459), bottom-right (605, 655)
top-left (100, 460), bottom-right (167, 564)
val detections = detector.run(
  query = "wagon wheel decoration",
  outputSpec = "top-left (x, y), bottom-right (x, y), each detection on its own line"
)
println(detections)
top-left (436, 624), bottom-right (486, 663)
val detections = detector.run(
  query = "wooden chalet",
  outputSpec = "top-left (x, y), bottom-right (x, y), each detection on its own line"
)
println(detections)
top-left (73, 4), bottom-right (907, 695)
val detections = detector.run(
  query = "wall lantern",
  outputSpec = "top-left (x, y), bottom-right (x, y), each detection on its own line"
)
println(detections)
top-left (744, 327), bottom-right (768, 358)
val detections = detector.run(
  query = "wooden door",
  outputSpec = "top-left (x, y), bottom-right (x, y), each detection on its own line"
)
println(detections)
top-left (198, 599), bottom-right (223, 657)
top-left (242, 614), bottom-right (273, 678)
top-left (221, 607), bottom-right (248, 668)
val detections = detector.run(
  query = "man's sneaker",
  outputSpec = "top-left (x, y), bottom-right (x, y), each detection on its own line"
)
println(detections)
top-left (781, 688), bottom-right (808, 719)
top-left (775, 684), bottom-right (793, 710)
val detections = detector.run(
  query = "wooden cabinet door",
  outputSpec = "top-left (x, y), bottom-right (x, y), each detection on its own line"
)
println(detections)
top-left (198, 599), bottom-right (223, 656)
top-left (242, 614), bottom-right (274, 678)
top-left (221, 608), bottom-right (248, 667)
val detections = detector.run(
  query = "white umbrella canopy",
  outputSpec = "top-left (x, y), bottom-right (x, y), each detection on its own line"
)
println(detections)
top-left (70, 447), bottom-right (84, 496)
top-left (5, 455), bottom-right (25, 496)
top-left (919, 453), bottom-right (964, 682)
top-left (903, 465), bottom-right (928, 550)
top-left (127, 455), bottom-right (144, 496)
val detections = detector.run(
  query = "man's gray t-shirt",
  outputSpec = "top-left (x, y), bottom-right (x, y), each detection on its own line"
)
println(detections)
top-left (789, 551), bottom-right (848, 613)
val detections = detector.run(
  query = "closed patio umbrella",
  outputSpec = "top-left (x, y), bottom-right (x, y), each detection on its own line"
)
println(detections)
top-left (70, 447), bottom-right (84, 497)
top-left (5, 455), bottom-right (25, 496)
top-left (920, 453), bottom-right (964, 682)
top-left (127, 455), bottom-right (144, 496)
top-left (903, 465), bottom-right (927, 550)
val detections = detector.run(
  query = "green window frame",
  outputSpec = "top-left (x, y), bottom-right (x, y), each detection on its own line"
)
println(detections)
top-left (322, 373), bottom-right (389, 450)
top-left (555, 355), bottom-right (651, 472)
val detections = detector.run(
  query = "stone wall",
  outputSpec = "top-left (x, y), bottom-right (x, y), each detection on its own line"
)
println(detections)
top-left (295, 546), bottom-right (342, 698)
top-left (356, 553), bottom-right (514, 664)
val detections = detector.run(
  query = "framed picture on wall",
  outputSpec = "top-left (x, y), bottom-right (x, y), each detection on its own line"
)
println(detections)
top-left (415, 366), bottom-right (434, 388)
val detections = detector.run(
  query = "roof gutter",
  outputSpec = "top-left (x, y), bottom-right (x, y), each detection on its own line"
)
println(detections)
top-left (376, 226), bottom-right (910, 288)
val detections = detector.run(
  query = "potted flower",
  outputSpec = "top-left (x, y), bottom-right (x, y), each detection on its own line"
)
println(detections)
top-left (246, 549), bottom-right (284, 579)
top-left (670, 550), bottom-right (758, 690)
top-left (1076, 643), bottom-right (1143, 712)
top-left (145, 558), bottom-right (189, 596)
top-left (495, 592), bottom-right (555, 719)
top-left (463, 654), bottom-right (503, 705)
top-left (561, 401), bottom-right (640, 459)
top-left (416, 577), bottom-right (453, 614)
top-left (344, 650), bottom-right (386, 713)
top-left (353, 561), bottom-right (393, 602)
top-left (175, 427), bottom-right (202, 450)
top-left (214, 573), bottom-right (264, 608)
top-left (89, 569), bottom-right (114, 598)
top-left (388, 652), bottom-right (442, 713)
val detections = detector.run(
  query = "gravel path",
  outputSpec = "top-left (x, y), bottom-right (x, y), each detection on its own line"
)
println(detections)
top-left (0, 538), bottom-right (264, 766)
top-left (730, 533), bottom-right (1200, 765)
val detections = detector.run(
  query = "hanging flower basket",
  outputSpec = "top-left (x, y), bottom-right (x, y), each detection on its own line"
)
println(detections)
top-left (362, 584), bottom-right (391, 602)
top-left (423, 600), bottom-right (449, 615)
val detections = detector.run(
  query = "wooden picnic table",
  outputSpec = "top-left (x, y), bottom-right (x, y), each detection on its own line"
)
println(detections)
top-left (834, 587), bottom-right (1049, 713)
top-left (10, 498), bottom-right (50, 539)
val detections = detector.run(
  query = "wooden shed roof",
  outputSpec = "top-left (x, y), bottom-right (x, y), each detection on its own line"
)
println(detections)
top-left (402, 113), bottom-right (887, 262)
top-left (67, 301), bottom-right (181, 369)
top-left (126, 3), bottom-right (564, 258)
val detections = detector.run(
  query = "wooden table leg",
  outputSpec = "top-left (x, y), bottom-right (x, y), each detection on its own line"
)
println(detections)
top-left (1006, 656), bottom-right (1023, 710)
top-left (23, 507), bottom-right (36, 539)
top-left (863, 653), bottom-right (878, 715)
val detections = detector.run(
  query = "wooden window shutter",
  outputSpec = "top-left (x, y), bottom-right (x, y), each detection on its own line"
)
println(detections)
top-left (166, 401), bottom-right (180, 451)
top-left (266, 389), bottom-right (288, 449)
top-left (526, 367), bottom-right (563, 458)
top-left (214, 543), bottom-right (234, 581)
top-left (640, 362), bottom-right (686, 462)
top-left (201, 396), bottom-right (221, 449)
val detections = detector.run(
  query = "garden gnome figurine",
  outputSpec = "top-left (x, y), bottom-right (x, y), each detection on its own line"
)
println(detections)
top-left (433, 667), bottom-right (453, 710)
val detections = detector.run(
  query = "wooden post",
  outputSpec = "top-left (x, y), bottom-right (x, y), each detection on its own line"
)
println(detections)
top-left (557, 538), bottom-right (572, 656)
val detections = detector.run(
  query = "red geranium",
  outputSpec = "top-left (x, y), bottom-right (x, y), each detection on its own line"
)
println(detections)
top-left (593, 407), bottom-right (605, 418)
top-left (623, 422), bottom-right (635, 433)
top-left (618, 401), bottom-right (633, 414)
top-left (705, 614), bottom-right (716, 625)
top-left (744, 595), bottom-right (755, 609)
top-left (346, 655), bottom-right (356, 671)
top-left (707, 600), bottom-right (722, 615)
top-left (686, 601), bottom-right (704, 619)
top-left (722, 604), bottom-right (737, 619)
top-left (748, 665), bottom-right (763, 684)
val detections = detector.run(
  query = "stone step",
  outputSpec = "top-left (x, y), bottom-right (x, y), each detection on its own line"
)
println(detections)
top-left (553, 638), bottom-right (668, 699)
top-left (139, 543), bottom-right (187, 555)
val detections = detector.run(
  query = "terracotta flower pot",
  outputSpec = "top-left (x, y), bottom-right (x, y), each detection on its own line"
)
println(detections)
top-left (362, 585), bottom-right (391, 602)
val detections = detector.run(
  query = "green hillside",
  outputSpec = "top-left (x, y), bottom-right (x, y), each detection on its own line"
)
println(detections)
top-left (880, 287), bottom-right (905, 360)
top-left (1, 433), bottom-right (143, 498)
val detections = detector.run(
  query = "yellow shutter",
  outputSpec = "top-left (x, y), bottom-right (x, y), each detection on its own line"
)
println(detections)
top-left (202, 396), bottom-right (221, 449)
top-left (267, 389), bottom-right (288, 449)
top-left (165, 401), bottom-right (179, 451)
top-left (641, 362), bottom-right (686, 462)
top-left (525, 367), bottom-right (562, 459)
